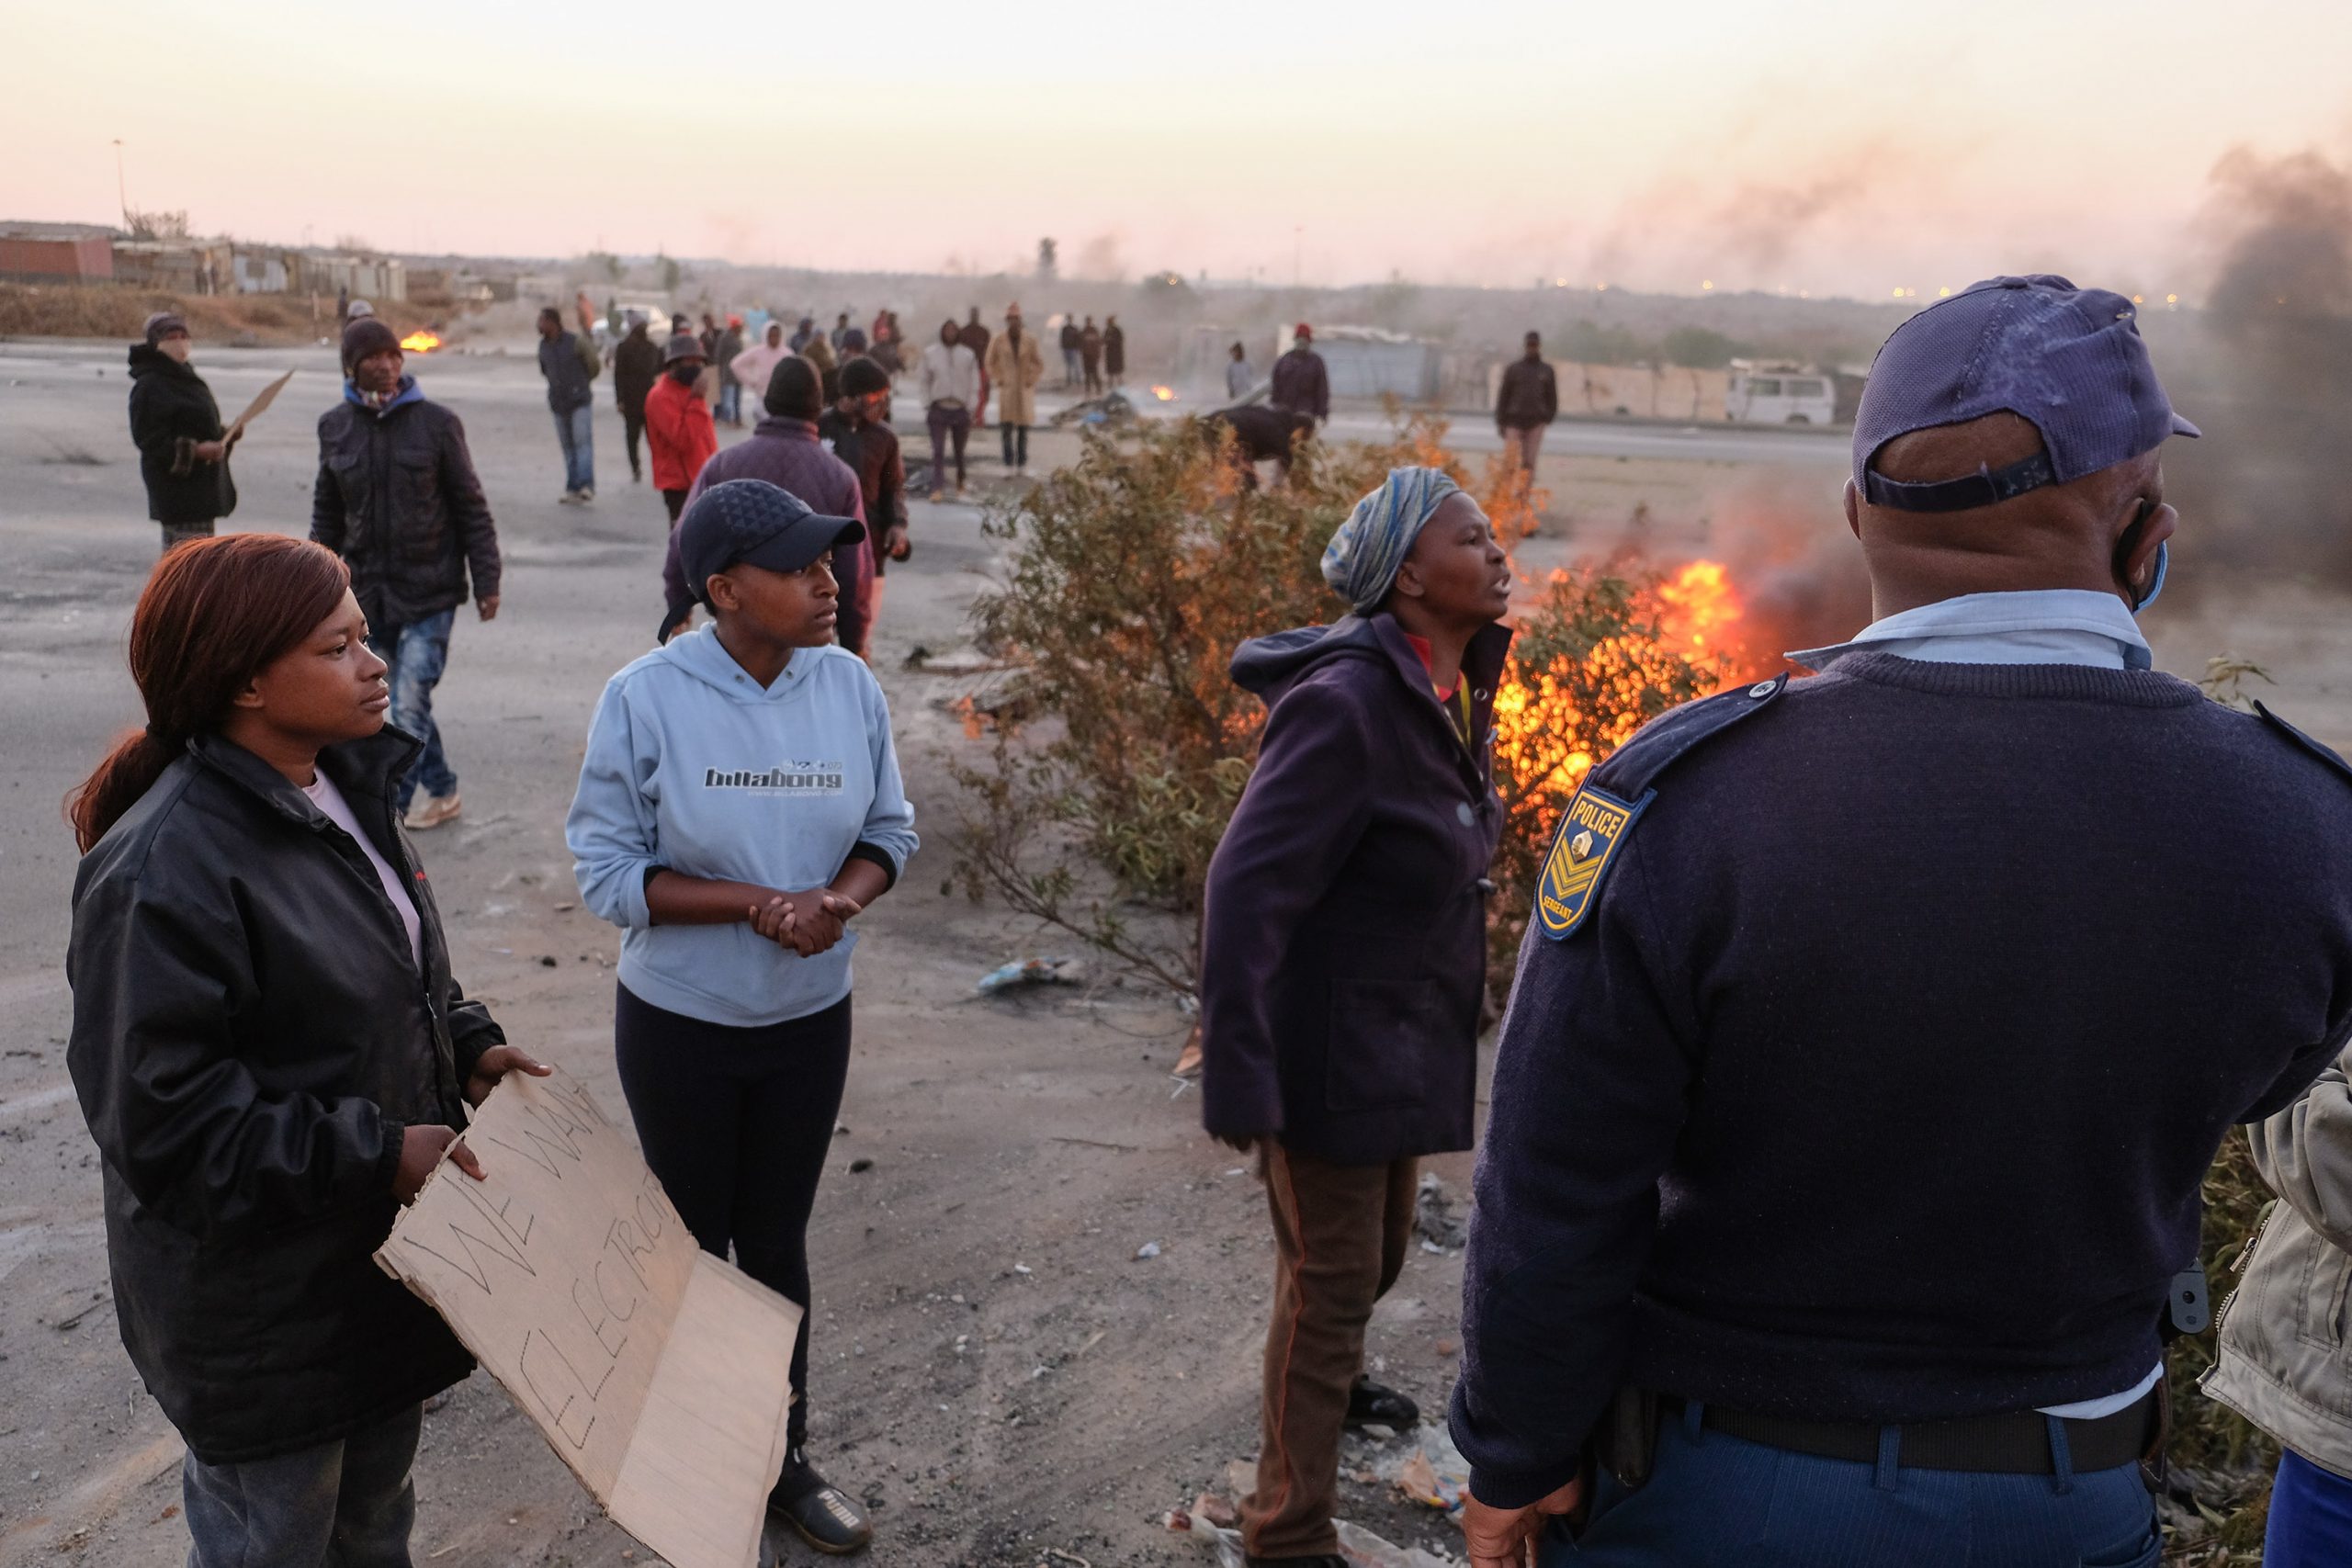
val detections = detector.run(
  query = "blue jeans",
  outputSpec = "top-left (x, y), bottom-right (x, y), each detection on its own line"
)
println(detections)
top-left (553, 402), bottom-right (594, 491)
top-left (2267, 1447), bottom-right (2352, 1567)
top-left (718, 381), bottom-right (742, 423)
top-left (1541, 1404), bottom-right (2160, 1567)
top-left (181, 1403), bottom-right (420, 1568)
top-left (372, 610), bottom-right (457, 809)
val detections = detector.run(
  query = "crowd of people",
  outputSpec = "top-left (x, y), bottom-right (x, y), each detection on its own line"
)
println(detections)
top-left (83, 276), bottom-right (2352, 1568)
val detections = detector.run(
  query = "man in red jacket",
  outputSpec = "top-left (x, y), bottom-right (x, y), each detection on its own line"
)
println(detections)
top-left (645, 334), bottom-right (718, 525)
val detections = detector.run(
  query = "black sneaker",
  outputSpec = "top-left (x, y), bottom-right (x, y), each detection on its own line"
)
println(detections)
top-left (769, 1449), bottom-right (872, 1556)
top-left (1345, 1374), bottom-right (1419, 1430)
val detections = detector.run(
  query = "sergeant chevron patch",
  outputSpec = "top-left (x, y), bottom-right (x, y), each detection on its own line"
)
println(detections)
top-left (1536, 783), bottom-right (1649, 941)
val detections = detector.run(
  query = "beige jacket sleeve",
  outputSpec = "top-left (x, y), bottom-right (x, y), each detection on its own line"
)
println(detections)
top-left (2247, 1043), bottom-right (2352, 1252)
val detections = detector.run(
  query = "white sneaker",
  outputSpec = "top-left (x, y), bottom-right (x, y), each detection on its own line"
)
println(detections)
top-left (403, 790), bottom-right (462, 830)
top-left (558, 490), bottom-right (583, 505)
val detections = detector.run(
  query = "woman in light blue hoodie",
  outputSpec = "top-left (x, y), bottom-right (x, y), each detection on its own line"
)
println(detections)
top-left (566, 479), bottom-right (915, 1556)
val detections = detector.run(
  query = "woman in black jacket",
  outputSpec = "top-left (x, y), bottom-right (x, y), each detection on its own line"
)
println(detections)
top-left (1198, 466), bottom-right (1513, 1568)
top-left (126, 312), bottom-right (238, 553)
top-left (65, 533), bottom-right (546, 1568)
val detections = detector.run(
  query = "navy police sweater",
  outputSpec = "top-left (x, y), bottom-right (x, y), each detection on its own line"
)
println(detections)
top-left (1451, 654), bottom-right (2352, 1506)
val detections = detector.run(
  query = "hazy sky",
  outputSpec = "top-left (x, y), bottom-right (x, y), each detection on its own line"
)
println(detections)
top-left (5, 0), bottom-right (2345, 299)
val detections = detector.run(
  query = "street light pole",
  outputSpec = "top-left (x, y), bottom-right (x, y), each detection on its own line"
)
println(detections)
top-left (111, 139), bottom-right (127, 228)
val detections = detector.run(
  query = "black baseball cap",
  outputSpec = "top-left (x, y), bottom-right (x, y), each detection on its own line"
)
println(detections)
top-left (676, 479), bottom-right (863, 606)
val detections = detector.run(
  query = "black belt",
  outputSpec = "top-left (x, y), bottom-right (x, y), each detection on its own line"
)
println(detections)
top-left (1661, 1390), bottom-right (2161, 1475)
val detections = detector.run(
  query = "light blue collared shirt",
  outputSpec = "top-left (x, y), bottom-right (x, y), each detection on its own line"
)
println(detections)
top-left (1786, 588), bottom-right (2151, 674)
top-left (1791, 587), bottom-right (2164, 1422)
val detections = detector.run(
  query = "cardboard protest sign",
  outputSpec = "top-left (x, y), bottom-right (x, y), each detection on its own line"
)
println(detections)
top-left (223, 369), bottom-right (295, 440)
top-left (377, 1067), bottom-right (799, 1568)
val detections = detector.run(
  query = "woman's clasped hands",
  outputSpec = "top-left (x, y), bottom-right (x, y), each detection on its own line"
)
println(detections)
top-left (749, 889), bottom-right (865, 957)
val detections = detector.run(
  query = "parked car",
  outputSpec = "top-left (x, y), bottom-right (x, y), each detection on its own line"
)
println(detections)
top-left (1725, 359), bottom-right (1838, 424)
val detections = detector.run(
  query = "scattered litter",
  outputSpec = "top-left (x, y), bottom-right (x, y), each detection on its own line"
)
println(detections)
top-left (1384, 1424), bottom-right (1472, 1520)
top-left (1042, 1550), bottom-right (1093, 1568)
top-left (849, 1157), bottom-right (875, 1174)
top-left (1361, 1423), bottom-right (1396, 1442)
top-left (1172, 1027), bottom-right (1204, 1078)
top-left (1013, 1263), bottom-right (1033, 1276)
top-left (1135, 1241), bottom-right (1162, 1259)
top-left (537, 955), bottom-right (558, 967)
top-left (1414, 1173), bottom-right (1465, 1251)
top-left (1191, 1491), bottom-right (1238, 1529)
top-left (1049, 390), bottom-right (1141, 429)
top-left (977, 956), bottom-right (1086, 994)
top-left (1225, 1168), bottom-right (1247, 1179)
top-left (552, 901), bottom-right (575, 912)
top-left (1336, 1518), bottom-right (1458, 1568)
top-left (1050, 1135), bottom-right (1139, 1152)
top-left (905, 645), bottom-right (1015, 675)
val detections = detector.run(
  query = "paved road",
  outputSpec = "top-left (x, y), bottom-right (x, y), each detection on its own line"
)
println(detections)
top-left (4, 340), bottom-right (1856, 467)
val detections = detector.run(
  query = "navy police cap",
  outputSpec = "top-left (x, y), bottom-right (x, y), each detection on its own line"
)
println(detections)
top-left (1853, 275), bottom-right (2199, 513)
top-left (676, 479), bottom-right (863, 607)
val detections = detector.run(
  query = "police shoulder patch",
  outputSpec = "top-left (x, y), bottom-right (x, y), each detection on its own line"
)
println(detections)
top-left (1531, 673), bottom-right (1789, 942)
top-left (1535, 783), bottom-right (1651, 941)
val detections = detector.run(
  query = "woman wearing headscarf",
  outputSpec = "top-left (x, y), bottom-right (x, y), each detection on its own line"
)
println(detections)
top-left (1199, 467), bottom-right (1514, 1568)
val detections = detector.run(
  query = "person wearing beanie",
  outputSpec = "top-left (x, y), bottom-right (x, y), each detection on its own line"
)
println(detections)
top-left (818, 357), bottom-right (908, 637)
top-left (655, 354), bottom-right (871, 651)
top-left (1271, 323), bottom-right (1329, 423)
top-left (644, 334), bottom-right (718, 525)
top-left (309, 315), bottom-right (503, 831)
top-left (127, 311), bottom-right (238, 553)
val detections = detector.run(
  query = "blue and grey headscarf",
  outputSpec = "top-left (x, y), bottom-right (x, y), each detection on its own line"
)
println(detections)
top-left (1320, 466), bottom-right (1463, 614)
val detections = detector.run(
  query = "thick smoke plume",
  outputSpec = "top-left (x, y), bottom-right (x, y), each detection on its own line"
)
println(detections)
top-left (2159, 148), bottom-right (2352, 586)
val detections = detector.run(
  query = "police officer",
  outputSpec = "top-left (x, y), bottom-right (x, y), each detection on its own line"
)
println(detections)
top-left (1449, 275), bottom-right (2352, 1567)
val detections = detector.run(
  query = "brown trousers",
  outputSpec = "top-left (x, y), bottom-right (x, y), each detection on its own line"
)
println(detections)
top-left (1242, 1143), bottom-right (1419, 1561)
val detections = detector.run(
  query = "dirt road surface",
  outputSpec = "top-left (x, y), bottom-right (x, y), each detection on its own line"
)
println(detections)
top-left (3, 339), bottom-right (2347, 1568)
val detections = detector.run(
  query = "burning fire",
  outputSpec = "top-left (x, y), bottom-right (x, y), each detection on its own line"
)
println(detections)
top-left (1491, 558), bottom-right (1745, 838)
top-left (1148, 385), bottom-right (1177, 402)
top-left (399, 330), bottom-right (443, 354)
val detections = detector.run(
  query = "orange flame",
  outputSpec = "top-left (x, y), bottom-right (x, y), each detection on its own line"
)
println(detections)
top-left (1653, 559), bottom-right (1744, 660)
top-left (399, 330), bottom-right (442, 354)
top-left (1490, 558), bottom-right (1745, 839)
top-left (1149, 384), bottom-right (1177, 401)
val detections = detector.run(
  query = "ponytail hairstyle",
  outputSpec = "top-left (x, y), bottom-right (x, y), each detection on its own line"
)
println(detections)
top-left (67, 535), bottom-right (352, 852)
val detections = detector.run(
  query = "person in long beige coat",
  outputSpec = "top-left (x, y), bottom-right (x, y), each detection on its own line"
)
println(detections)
top-left (984, 305), bottom-right (1046, 475)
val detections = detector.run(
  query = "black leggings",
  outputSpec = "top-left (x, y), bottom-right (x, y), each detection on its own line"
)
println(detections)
top-left (613, 983), bottom-right (852, 1450)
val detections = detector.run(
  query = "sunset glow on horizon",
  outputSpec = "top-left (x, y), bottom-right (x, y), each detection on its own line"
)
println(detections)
top-left (5, 0), bottom-right (2346, 301)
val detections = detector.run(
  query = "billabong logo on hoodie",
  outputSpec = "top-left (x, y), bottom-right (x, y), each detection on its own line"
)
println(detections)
top-left (704, 761), bottom-right (844, 795)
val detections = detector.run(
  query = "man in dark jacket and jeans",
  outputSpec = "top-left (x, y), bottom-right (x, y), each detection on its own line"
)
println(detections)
top-left (126, 311), bottom-right (238, 552)
top-left (312, 317), bottom-right (503, 829)
top-left (537, 304), bottom-right (601, 502)
top-left (1494, 331), bottom-right (1557, 483)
